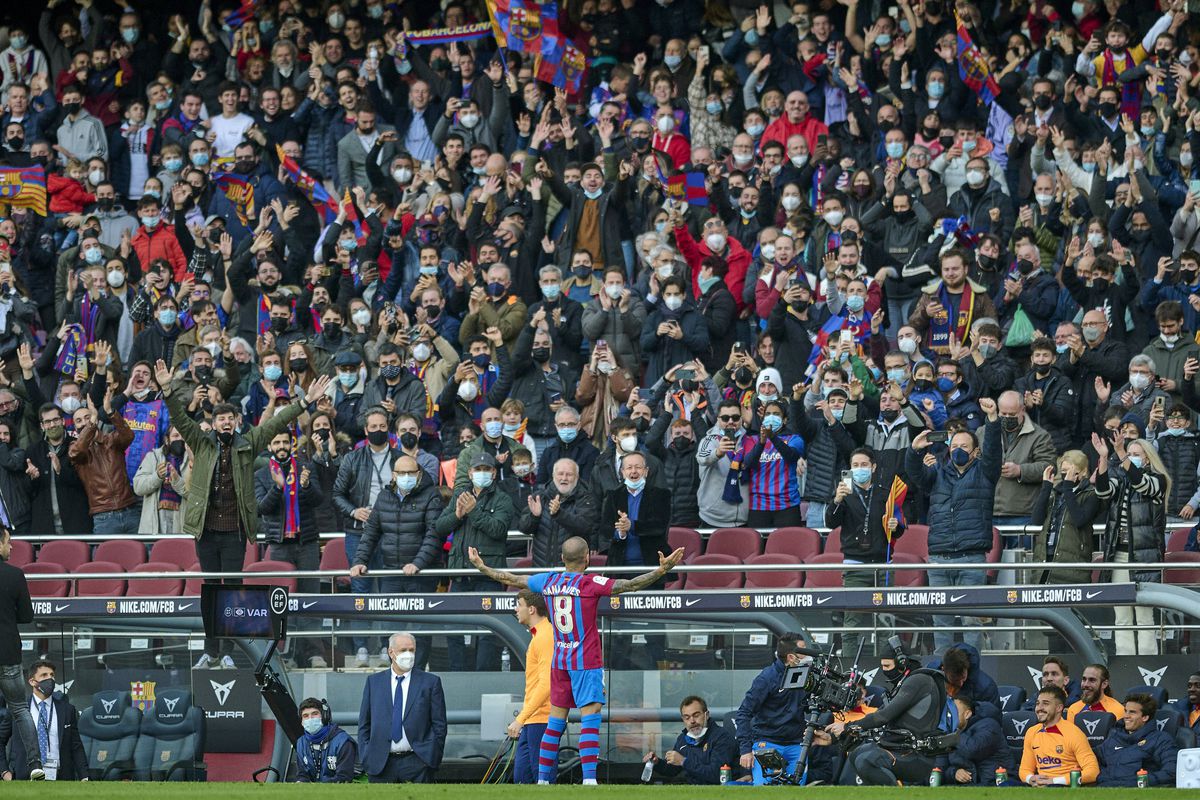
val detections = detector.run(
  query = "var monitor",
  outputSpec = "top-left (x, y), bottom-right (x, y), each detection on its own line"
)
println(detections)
top-left (201, 583), bottom-right (289, 641)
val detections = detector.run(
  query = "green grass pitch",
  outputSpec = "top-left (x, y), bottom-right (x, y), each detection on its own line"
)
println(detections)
top-left (0, 784), bottom-right (1162, 797)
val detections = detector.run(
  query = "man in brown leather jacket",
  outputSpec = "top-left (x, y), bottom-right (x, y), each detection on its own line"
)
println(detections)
top-left (68, 390), bottom-right (139, 537)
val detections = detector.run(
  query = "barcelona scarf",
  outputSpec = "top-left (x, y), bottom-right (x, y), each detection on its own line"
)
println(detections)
top-left (0, 165), bottom-right (47, 216)
top-left (403, 23), bottom-right (495, 47)
top-left (955, 14), bottom-right (1000, 106)
top-left (1101, 49), bottom-right (1142, 120)
top-left (53, 323), bottom-right (85, 377)
top-left (257, 293), bottom-right (272, 336)
top-left (804, 314), bottom-right (848, 380)
top-left (882, 476), bottom-right (907, 585)
top-left (275, 145), bottom-right (338, 223)
top-left (929, 282), bottom-right (974, 355)
top-left (158, 451), bottom-right (184, 510)
top-left (213, 173), bottom-right (256, 228)
top-left (270, 456), bottom-right (302, 539)
top-left (225, 0), bottom-right (258, 28)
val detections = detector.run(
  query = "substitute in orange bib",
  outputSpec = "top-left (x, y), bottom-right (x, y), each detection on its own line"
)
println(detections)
top-left (1019, 686), bottom-right (1099, 786)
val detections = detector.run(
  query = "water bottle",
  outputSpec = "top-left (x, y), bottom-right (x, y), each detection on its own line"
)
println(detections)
top-left (1136, 769), bottom-right (1148, 788)
top-left (641, 760), bottom-right (655, 783)
top-left (929, 767), bottom-right (942, 787)
top-left (501, 648), bottom-right (511, 672)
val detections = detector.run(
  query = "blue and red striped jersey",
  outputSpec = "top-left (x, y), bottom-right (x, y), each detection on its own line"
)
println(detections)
top-left (740, 433), bottom-right (804, 511)
top-left (527, 571), bottom-right (615, 670)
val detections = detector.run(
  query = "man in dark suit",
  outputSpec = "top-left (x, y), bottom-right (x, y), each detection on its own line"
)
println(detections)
top-left (26, 404), bottom-right (91, 536)
top-left (0, 660), bottom-right (85, 781)
top-left (357, 632), bottom-right (447, 783)
top-left (599, 452), bottom-right (670, 578)
top-left (0, 526), bottom-right (43, 780)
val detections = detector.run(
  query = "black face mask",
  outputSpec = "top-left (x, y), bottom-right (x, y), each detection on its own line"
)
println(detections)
top-left (217, 430), bottom-right (234, 445)
top-left (423, 304), bottom-right (441, 320)
top-left (791, 298), bottom-right (810, 312)
top-left (166, 440), bottom-right (185, 458)
top-left (399, 431), bottom-right (418, 450)
top-left (289, 358), bottom-right (308, 373)
top-left (270, 317), bottom-right (289, 334)
top-left (881, 407), bottom-right (900, 422)
top-left (367, 429), bottom-right (389, 447)
top-left (33, 678), bottom-right (55, 697)
top-left (634, 417), bottom-right (650, 433)
top-left (1098, 101), bottom-right (1118, 118)
top-left (977, 253), bottom-right (997, 271)
top-left (1017, 258), bottom-right (1036, 275)
top-left (672, 435), bottom-right (693, 450)
top-left (630, 136), bottom-right (649, 151)
top-left (323, 322), bottom-right (341, 339)
top-left (531, 347), bottom-right (550, 363)
top-left (939, 134), bottom-right (955, 149)
top-left (63, 101), bottom-right (81, 115)
top-left (1156, 48), bottom-right (1173, 62)
top-left (572, 265), bottom-right (592, 280)
top-left (1034, 94), bottom-right (1053, 111)
top-left (97, 197), bottom-right (114, 212)
top-left (1091, 278), bottom-right (1110, 292)
top-left (894, 208), bottom-right (914, 222)
top-left (882, 665), bottom-right (906, 684)
top-left (5, 136), bottom-right (22, 150)
top-left (430, 58), bottom-right (450, 71)
top-left (235, 159), bottom-right (256, 174)
top-left (1001, 416), bottom-right (1021, 432)
top-left (194, 365), bottom-right (213, 383)
top-left (1033, 363), bottom-right (1051, 376)
top-left (913, 378), bottom-right (933, 392)
top-left (733, 366), bottom-right (753, 385)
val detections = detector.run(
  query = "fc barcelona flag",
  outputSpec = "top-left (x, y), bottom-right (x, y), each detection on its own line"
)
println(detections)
top-left (0, 165), bottom-right (47, 216)
top-left (213, 173), bottom-right (256, 228)
top-left (224, 0), bottom-right (259, 29)
top-left (275, 145), bottom-right (338, 223)
top-left (883, 475), bottom-right (907, 541)
top-left (505, 0), bottom-right (560, 57)
top-left (955, 13), bottom-right (1000, 105)
top-left (666, 171), bottom-right (708, 207)
top-left (536, 42), bottom-right (586, 92)
top-left (342, 190), bottom-right (367, 246)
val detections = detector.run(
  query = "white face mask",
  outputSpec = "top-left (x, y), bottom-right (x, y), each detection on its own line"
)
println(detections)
top-left (965, 169), bottom-right (986, 187)
top-left (1086, 232), bottom-right (1104, 248)
top-left (898, 336), bottom-right (917, 355)
top-left (352, 308), bottom-right (372, 326)
top-left (781, 195), bottom-right (801, 212)
top-left (619, 434), bottom-right (638, 452)
top-left (760, 243), bottom-right (776, 261)
top-left (459, 113), bottom-right (479, 128)
top-left (790, 154), bottom-right (808, 168)
top-left (823, 210), bottom-right (844, 227)
top-left (604, 284), bottom-right (623, 300)
top-left (458, 381), bottom-right (479, 401)
top-left (656, 116), bottom-right (675, 134)
top-left (106, 269), bottom-right (125, 287)
top-left (705, 233), bottom-right (727, 252)
top-left (664, 295), bottom-right (683, 311)
top-left (394, 651), bottom-right (416, 671)
top-left (392, 167), bottom-right (413, 183)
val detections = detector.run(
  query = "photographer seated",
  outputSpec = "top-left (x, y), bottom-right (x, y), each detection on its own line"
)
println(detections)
top-left (935, 693), bottom-right (1007, 785)
top-left (822, 648), bottom-right (949, 786)
top-left (1019, 686), bottom-right (1099, 786)
top-left (644, 695), bottom-right (739, 784)
top-left (294, 698), bottom-right (356, 783)
top-left (733, 633), bottom-right (811, 785)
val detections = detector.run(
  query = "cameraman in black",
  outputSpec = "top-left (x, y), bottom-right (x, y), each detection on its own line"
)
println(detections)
top-left (823, 642), bottom-right (949, 786)
top-left (733, 633), bottom-right (811, 785)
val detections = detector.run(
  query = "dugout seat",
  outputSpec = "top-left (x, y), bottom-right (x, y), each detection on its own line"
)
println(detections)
top-left (1002, 710), bottom-right (1037, 766)
top-left (1124, 685), bottom-right (1169, 708)
top-left (36, 539), bottom-right (90, 572)
top-left (22, 562), bottom-right (70, 597)
top-left (683, 554), bottom-right (743, 589)
top-left (1074, 711), bottom-right (1116, 748)
top-left (93, 539), bottom-right (148, 571)
top-left (6, 537), bottom-right (32, 567)
top-left (73, 561), bottom-right (126, 596)
top-left (318, 537), bottom-right (351, 590)
top-left (996, 685), bottom-right (1027, 713)
top-left (802, 553), bottom-right (845, 588)
top-left (133, 688), bottom-right (206, 781)
top-left (149, 539), bottom-right (197, 571)
top-left (1155, 708), bottom-right (1181, 740)
top-left (893, 523), bottom-right (929, 560)
top-left (763, 527), bottom-right (822, 562)
top-left (1166, 527), bottom-right (1193, 554)
top-left (243, 560), bottom-right (298, 592)
top-left (889, 553), bottom-right (927, 587)
top-left (706, 527), bottom-right (762, 558)
top-left (78, 690), bottom-right (142, 781)
top-left (823, 527), bottom-right (841, 554)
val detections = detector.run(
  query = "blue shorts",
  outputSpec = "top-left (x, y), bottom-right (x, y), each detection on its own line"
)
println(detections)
top-left (551, 667), bottom-right (605, 708)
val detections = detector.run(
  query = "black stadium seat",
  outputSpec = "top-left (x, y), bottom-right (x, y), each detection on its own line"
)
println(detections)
top-left (996, 685), bottom-right (1027, 713)
top-left (1073, 711), bottom-right (1115, 748)
top-left (1124, 684), bottom-right (1169, 708)
top-left (1002, 710), bottom-right (1037, 766)
top-left (133, 688), bottom-right (207, 781)
top-left (1154, 707), bottom-right (1181, 739)
top-left (78, 690), bottom-right (142, 781)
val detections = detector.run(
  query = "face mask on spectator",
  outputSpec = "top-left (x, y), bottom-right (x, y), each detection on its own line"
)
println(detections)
top-left (760, 243), bottom-right (776, 261)
top-left (746, 123), bottom-right (765, 137)
top-left (823, 210), bottom-right (843, 227)
top-left (885, 142), bottom-right (904, 159)
top-left (459, 113), bottom-right (480, 128)
top-left (367, 429), bottom-right (389, 447)
top-left (761, 414), bottom-right (782, 431)
top-left (1182, 151), bottom-right (1194, 169)
top-left (623, 475), bottom-right (646, 491)
top-left (1129, 373), bottom-right (1150, 390)
top-left (458, 381), bottom-right (478, 400)
top-left (352, 308), bottom-right (371, 326)
top-left (396, 474), bottom-right (418, 493)
top-left (380, 364), bottom-right (402, 379)
top-left (264, 364), bottom-right (283, 381)
top-left (845, 295), bottom-right (865, 312)
top-left (619, 434), bottom-right (638, 452)
top-left (950, 447), bottom-right (972, 466)
top-left (1128, 454), bottom-right (1145, 469)
top-left (557, 426), bottom-right (577, 443)
top-left (927, 81), bottom-right (944, 98)
top-left (851, 466), bottom-right (871, 484)
top-left (191, 152), bottom-right (210, 166)
top-left (965, 170), bottom-right (985, 187)
top-left (158, 308), bottom-right (177, 327)
top-left (471, 470), bottom-right (494, 489)
top-left (411, 342), bottom-right (432, 362)
top-left (83, 246), bottom-right (103, 265)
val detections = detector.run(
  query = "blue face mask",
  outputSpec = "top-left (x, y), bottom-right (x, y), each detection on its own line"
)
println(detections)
top-left (264, 364), bottom-right (283, 381)
top-left (484, 420), bottom-right (503, 439)
top-left (706, 101), bottom-right (722, 115)
top-left (191, 152), bottom-right (210, 167)
top-left (936, 377), bottom-right (956, 393)
top-left (624, 476), bottom-right (646, 491)
top-left (163, 158), bottom-right (183, 172)
top-left (846, 295), bottom-right (865, 312)
top-left (950, 447), bottom-right (972, 466)
top-left (302, 717), bottom-right (324, 736)
top-left (419, 265), bottom-right (438, 276)
top-left (583, 187), bottom-right (603, 200)
top-left (762, 414), bottom-right (782, 431)
top-left (398, 59), bottom-right (413, 75)
top-left (1161, 427), bottom-right (1187, 436)
top-left (1055, 343), bottom-right (1069, 354)
top-left (158, 309), bottom-right (177, 326)
top-left (141, 215), bottom-right (159, 227)
top-left (887, 368), bottom-right (907, 384)
top-left (1140, 126), bottom-right (1156, 138)
top-left (698, 275), bottom-right (721, 293)
top-left (471, 470), bottom-right (494, 489)
top-left (875, 33), bottom-right (892, 47)
top-left (557, 426), bottom-right (577, 443)
top-left (1128, 455), bottom-right (1145, 469)
top-left (851, 466), bottom-right (872, 484)
top-left (927, 82), bottom-right (945, 99)
top-left (337, 371), bottom-right (357, 388)
top-left (663, 54), bottom-right (682, 69)
top-left (831, 407), bottom-right (844, 421)
top-left (1082, 162), bottom-right (1097, 173)
top-left (655, 221), bottom-right (667, 234)
top-left (541, 283), bottom-right (561, 300)
top-left (746, 123), bottom-right (765, 137)
top-left (885, 142), bottom-right (905, 159)
top-left (154, 99), bottom-right (172, 111)
top-left (340, 239), bottom-right (358, 252)
top-left (396, 474), bottom-right (418, 493)
top-left (744, 29), bottom-right (759, 46)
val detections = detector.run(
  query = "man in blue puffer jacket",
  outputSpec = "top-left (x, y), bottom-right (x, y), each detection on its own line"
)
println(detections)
top-left (1097, 693), bottom-right (1178, 787)
top-left (905, 398), bottom-right (1001, 651)
top-left (927, 644), bottom-right (1001, 709)
top-left (937, 695), bottom-right (1007, 784)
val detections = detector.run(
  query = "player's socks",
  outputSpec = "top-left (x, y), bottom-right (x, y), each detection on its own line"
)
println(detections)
top-left (538, 716), bottom-right (567, 783)
top-left (582, 779), bottom-right (598, 785)
top-left (580, 712), bottom-right (602, 782)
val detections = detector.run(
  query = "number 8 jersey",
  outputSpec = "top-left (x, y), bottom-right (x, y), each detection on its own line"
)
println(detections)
top-left (527, 572), bottom-right (615, 670)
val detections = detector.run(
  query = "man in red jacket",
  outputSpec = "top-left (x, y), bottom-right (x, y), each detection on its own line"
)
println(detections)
top-left (762, 91), bottom-right (829, 153)
top-left (673, 213), bottom-right (749, 314)
top-left (131, 196), bottom-right (186, 280)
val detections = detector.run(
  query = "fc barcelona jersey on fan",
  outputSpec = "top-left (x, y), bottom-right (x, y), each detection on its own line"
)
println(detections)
top-left (527, 571), bottom-right (614, 671)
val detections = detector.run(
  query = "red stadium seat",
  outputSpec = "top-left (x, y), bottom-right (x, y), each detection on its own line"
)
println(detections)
top-left (1165, 551), bottom-right (1200, 586)
top-left (668, 527), bottom-right (702, 561)
top-left (6, 538), bottom-right (32, 567)
top-left (242, 540), bottom-right (260, 569)
top-left (319, 537), bottom-right (351, 590)
top-left (889, 553), bottom-right (927, 587)
top-left (93, 539), bottom-right (148, 571)
top-left (1167, 527), bottom-right (1193, 554)
top-left (744, 554), bottom-right (804, 588)
top-left (589, 554), bottom-right (607, 567)
top-left (36, 539), bottom-right (90, 572)
top-left (149, 538), bottom-right (197, 570)
top-left (127, 563), bottom-right (184, 596)
top-left (764, 527), bottom-right (822, 561)
top-left (183, 563), bottom-right (203, 596)
top-left (802, 553), bottom-right (845, 588)
top-left (823, 528), bottom-right (842, 555)
top-left (243, 560), bottom-right (298, 592)
top-left (22, 562), bottom-right (69, 597)
top-left (893, 524), bottom-right (929, 560)
top-left (683, 554), bottom-right (743, 589)
top-left (706, 527), bottom-right (762, 558)
top-left (74, 562), bottom-right (126, 596)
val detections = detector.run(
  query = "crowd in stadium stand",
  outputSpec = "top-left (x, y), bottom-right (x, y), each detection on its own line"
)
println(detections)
top-left (0, 0), bottom-right (1197, 672)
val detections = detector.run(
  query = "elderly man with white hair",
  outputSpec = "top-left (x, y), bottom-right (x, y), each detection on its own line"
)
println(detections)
top-left (357, 632), bottom-right (447, 783)
top-left (518, 457), bottom-right (599, 567)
